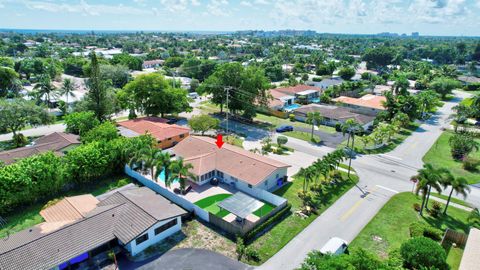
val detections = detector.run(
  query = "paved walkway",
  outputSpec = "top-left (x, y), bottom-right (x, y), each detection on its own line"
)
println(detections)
top-left (429, 196), bottom-right (474, 212)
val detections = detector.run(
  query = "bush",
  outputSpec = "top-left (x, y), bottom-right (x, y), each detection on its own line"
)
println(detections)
top-left (64, 111), bottom-right (100, 135)
top-left (81, 121), bottom-right (119, 143)
top-left (12, 133), bottom-right (28, 147)
top-left (463, 156), bottom-right (480, 171)
top-left (413, 203), bottom-right (421, 212)
top-left (289, 114), bottom-right (295, 122)
top-left (335, 122), bottom-right (342, 132)
top-left (244, 204), bottom-right (291, 242)
top-left (245, 247), bottom-right (260, 262)
top-left (409, 222), bottom-right (442, 241)
top-left (428, 201), bottom-right (442, 218)
top-left (400, 237), bottom-right (448, 270)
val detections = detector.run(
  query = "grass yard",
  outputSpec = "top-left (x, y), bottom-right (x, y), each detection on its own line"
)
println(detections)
top-left (423, 131), bottom-right (480, 184)
top-left (446, 245), bottom-right (464, 270)
top-left (194, 193), bottom-right (232, 218)
top-left (253, 201), bottom-right (276, 217)
top-left (431, 192), bottom-right (472, 208)
top-left (224, 135), bottom-right (244, 148)
top-left (254, 113), bottom-right (336, 134)
top-left (350, 192), bottom-right (473, 261)
top-left (343, 122), bottom-right (420, 154)
top-left (247, 171), bottom-right (359, 265)
top-left (0, 175), bottom-right (133, 238)
top-left (283, 131), bottom-right (321, 144)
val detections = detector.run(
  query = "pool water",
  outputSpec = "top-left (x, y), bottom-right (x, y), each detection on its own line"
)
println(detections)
top-left (283, 103), bottom-right (301, 111)
top-left (310, 98), bottom-right (320, 103)
top-left (157, 169), bottom-right (179, 183)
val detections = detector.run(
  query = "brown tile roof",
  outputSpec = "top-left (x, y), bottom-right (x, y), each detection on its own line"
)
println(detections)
top-left (294, 104), bottom-right (375, 125)
top-left (118, 117), bottom-right (190, 141)
top-left (40, 195), bottom-right (99, 223)
top-left (172, 136), bottom-right (290, 186)
top-left (0, 132), bottom-right (80, 165)
top-left (332, 94), bottom-right (386, 110)
top-left (0, 187), bottom-right (186, 270)
top-left (274, 84), bottom-right (322, 95)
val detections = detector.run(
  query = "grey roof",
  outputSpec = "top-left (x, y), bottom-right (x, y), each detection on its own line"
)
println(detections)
top-left (294, 104), bottom-right (375, 125)
top-left (218, 192), bottom-right (263, 219)
top-left (0, 187), bottom-right (186, 270)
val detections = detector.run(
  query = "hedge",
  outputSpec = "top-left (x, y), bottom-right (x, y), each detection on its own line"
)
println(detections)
top-left (244, 203), bottom-right (292, 242)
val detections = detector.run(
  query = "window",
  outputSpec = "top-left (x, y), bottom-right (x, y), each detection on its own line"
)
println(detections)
top-left (248, 184), bottom-right (252, 188)
top-left (217, 171), bottom-right (224, 178)
top-left (168, 138), bottom-right (172, 141)
top-left (180, 134), bottom-right (185, 138)
top-left (135, 233), bottom-right (149, 245)
top-left (154, 219), bottom-right (178, 235)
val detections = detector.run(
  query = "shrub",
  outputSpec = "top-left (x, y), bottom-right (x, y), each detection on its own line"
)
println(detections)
top-left (244, 204), bottom-right (291, 242)
top-left (277, 136), bottom-right (288, 147)
top-left (64, 111), bottom-right (100, 135)
top-left (413, 203), bottom-right (421, 212)
top-left (81, 121), bottom-right (119, 143)
top-left (289, 114), bottom-right (295, 122)
top-left (400, 237), bottom-right (448, 270)
top-left (12, 133), bottom-right (28, 147)
top-left (236, 237), bottom-right (246, 260)
top-left (335, 122), bottom-right (342, 132)
top-left (245, 247), bottom-right (260, 262)
top-left (428, 201), bottom-right (442, 218)
top-left (409, 222), bottom-right (443, 241)
top-left (463, 156), bottom-right (480, 171)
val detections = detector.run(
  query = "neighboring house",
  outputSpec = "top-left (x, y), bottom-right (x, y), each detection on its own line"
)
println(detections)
top-left (171, 136), bottom-right (290, 191)
top-left (458, 75), bottom-right (480, 85)
top-left (118, 117), bottom-right (190, 149)
top-left (306, 77), bottom-right (344, 90)
top-left (459, 228), bottom-right (480, 270)
top-left (332, 94), bottom-right (386, 116)
top-left (293, 104), bottom-right (375, 130)
top-left (0, 132), bottom-right (80, 165)
top-left (275, 85), bottom-right (322, 103)
top-left (0, 187), bottom-right (186, 270)
top-left (267, 89), bottom-right (296, 111)
top-left (142, 59), bottom-right (164, 69)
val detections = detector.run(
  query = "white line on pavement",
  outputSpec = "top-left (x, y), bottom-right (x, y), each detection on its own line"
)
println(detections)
top-left (379, 154), bottom-right (403, 161)
top-left (375, 185), bottom-right (399, 194)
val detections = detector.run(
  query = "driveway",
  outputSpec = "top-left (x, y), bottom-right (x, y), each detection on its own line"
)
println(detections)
top-left (118, 248), bottom-right (252, 270)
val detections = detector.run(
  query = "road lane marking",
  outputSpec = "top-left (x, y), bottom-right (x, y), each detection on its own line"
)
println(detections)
top-left (375, 185), bottom-right (399, 194)
top-left (379, 154), bottom-right (402, 160)
top-left (340, 186), bottom-right (377, 221)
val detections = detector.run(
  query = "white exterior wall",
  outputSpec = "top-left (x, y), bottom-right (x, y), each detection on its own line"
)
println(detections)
top-left (123, 216), bottom-right (182, 256)
top-left (219, 167), bottom-right (288, 192)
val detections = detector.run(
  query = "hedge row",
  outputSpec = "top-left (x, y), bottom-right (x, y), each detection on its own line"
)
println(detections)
top-left (244, 203), bottom-right (292, 242)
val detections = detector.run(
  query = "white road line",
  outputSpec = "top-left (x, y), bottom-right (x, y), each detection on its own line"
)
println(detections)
top-left (380, 154), bottom-right (402, 161)
top-left (376, 185), bottom-right (399, 194)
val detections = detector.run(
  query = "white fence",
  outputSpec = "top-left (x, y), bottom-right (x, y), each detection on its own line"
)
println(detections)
top-left (124, 165), bottom-right (210, 222)
top-left (236, 183), bottom-right (287, 207)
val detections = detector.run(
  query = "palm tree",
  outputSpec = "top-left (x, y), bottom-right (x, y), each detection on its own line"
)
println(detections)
top-left (169, 158), bottom-right (196, 193)
top-left (441, 173), bottom-right (470, 214)
top-left (128, 147), bottom-right (162, 180)
top-left (298, 167), bottom-right (315, 193)
top-left (414, 164), bottom-right (444, 216)
top-left (60, 78), bottom-right (77, 110)
top-left (341, 119), bottom-right (362, 176)
top-left (468, 208), bottom-right (480, 227)
top-left (306, 111), bottom-right (323, 141)
top-left (33, 75), bottom-right (57, 106)
top-left (154, 151), bottom-right (173, 187)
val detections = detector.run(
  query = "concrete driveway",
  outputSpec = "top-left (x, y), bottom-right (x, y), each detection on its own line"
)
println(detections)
top-left (118, 248), bottom-right (252, 270)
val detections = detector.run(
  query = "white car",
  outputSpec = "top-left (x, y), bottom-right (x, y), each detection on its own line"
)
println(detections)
top-left (320, 237), bottom-right (348, 255)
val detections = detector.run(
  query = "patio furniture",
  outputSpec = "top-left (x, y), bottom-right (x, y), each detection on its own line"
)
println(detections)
top-left (210, 178), bottom-right (219, 186)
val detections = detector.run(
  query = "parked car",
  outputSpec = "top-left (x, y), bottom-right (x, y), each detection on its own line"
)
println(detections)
top-left (320, 237), bottom-right (348, 256)
top-left (276, 125), bottom-right (294, 133)
top-left (188, 92), bottom-right (199, 99)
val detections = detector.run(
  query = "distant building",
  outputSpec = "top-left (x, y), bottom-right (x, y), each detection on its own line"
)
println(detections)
top-left (307, 77), bottom-right (344, 90)
top-left (411, 32), bottom-right (419, 37)
top-left (142, 59), bottom-right (164, 69)
top-left (0, 132), bottom-right (80, 165)
top-left (274, 84), bottom-right (322, 103)
top-left (458, 75), bottom-right (480, 85)
top-left (117, 117), bottom-right (190, 149)
top-left (266, 89), bottom-right (296, 111)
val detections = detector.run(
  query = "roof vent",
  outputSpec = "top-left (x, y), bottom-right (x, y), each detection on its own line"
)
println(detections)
top-left (112, 214), bottom-right (115, 217)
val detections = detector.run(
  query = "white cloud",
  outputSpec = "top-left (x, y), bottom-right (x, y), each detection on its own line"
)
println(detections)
top-left (160, 0), bottom-right (201, 12)
top-left (23, 0), bottom-right (152, 16)
top-left (407, 0), bottom-right (470, 24)
top-left (240, 1), bottom-right (252, 7)
top-left (254, 0), bottom-right (269, 4)
top-left (206, 0), bottom-right (229, 17)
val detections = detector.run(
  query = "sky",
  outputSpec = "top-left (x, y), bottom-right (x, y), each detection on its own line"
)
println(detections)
top-left (0, 0), bottom-right (479, 36)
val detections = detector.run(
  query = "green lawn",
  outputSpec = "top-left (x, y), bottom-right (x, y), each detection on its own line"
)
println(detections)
top-left (283, 131), bottom-right (321, 144)
top-left (423, 131), bottom-right (480, 184)
top-left (253, 201), bottom-right (276, 217)
top-left (194, 193), bottom-right (232, 218)
top-left (224, 135), bottom-right (244, 148)
top-left (254, 113), bottom-right (336, 134)
top-left (0, 175), bottom-right (133, 238)
top-left (430, 193), bottom-right (472, 208)
top-left (446, 245), bottom-right (464, 270)
top-left (247, 171), bottom-right (359, 265)
top-left (350, 192), bottom-right (473, 260)
top-left (342, 122), bottom-right (420, 154)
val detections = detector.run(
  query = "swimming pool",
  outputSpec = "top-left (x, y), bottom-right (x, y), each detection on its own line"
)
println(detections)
top-left (283, 103), bottom-right (301, 112)
top-left (310, 98), bottom-right (320, 103)
top-left (157, 169), bottom-right (178, 183)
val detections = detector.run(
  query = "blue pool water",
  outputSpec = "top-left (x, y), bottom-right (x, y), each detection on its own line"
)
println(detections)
top-left (157, 169), bottom-right (178, 183)
top-left (310, 98), bottom-right (320, 103)
top-left (283, 103), bottom-right (301, 111)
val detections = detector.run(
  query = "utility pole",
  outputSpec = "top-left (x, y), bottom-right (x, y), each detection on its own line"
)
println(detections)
top-left (225, 86), bottom-right (231, 134)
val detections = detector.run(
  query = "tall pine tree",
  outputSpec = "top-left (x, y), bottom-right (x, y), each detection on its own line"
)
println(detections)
top-left (86, 53), bottom-right (109, 121)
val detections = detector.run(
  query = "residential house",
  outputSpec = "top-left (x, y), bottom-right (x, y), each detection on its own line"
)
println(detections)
top-left (171, 136), bottom-right (291, 191)
top-left (458, 75), bottom-right (480, 85)
top-left (142, 59), bottom-right (164, 69)
top-left (275, 85), bottom-right (322, 104)
top-left (118, 117), bottom-right (190, 149)
top-left (307, 77), bottom-right (344, 90)
top-left (0, 187), bottom-right (186, 270)
top-left (293, 104), bottom-right (375, 130)
top-left (267, 89), bottom-right (296, 111)
top-left (333, 94), bottom-right (386, 116)
top-left (0, 132), bottom-right (80, 165)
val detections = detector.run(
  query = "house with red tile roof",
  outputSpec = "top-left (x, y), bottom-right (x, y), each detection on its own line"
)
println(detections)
top-left (172, 136), bottom-right (290, 191)
top-left (274, 84), bottom-right (322, 104)
top-left (332, 94), bottom-right (386, 116)
top-left (117, 117), bottom-right (190, 149)
top-left (266, 89), bottom-right (296, 111)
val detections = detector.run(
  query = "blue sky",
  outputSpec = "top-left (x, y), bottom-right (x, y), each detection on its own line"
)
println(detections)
top-left (0, 0), bottom-right (479, 36)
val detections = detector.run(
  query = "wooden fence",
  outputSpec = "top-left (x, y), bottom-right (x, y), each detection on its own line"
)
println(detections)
top-left (441, 228), bottom-right (469, 248)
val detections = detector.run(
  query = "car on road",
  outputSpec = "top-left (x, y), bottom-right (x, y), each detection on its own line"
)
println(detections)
top-left (276, 125), bottom-right (294, 133)
top-left (320, 237), bottom-right (348, 256)
top-left (188, 92), bottom-right (199, 99)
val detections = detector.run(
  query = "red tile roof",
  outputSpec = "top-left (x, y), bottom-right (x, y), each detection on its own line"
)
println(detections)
top-left (333, 94), bottom-right (386, 110)
top-left (118, 117), bottom-right (190, 141)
